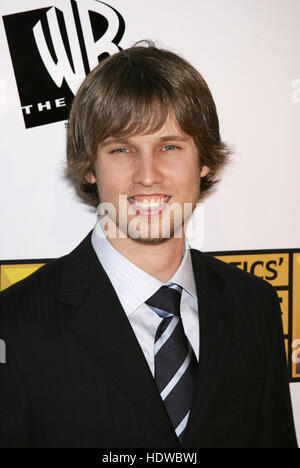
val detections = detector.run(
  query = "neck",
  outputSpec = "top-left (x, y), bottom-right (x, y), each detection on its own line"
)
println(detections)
top-left (106, 229), bottom-right (185, 283)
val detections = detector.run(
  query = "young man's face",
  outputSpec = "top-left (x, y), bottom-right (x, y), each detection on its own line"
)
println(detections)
top-left (87, 112), bottom-right (210, 244)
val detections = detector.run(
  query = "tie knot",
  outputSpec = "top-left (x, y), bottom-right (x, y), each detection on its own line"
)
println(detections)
top-left (145, 284), bottom-right (182, 317)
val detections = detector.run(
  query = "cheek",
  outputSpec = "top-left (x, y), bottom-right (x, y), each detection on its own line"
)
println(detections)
top-left (172, 162), bottom-right (200, 189)
top-left (97, 162), bottom-right (130, 193)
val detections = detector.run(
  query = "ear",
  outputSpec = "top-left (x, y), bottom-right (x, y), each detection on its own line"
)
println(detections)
top-left (85, 171), bottom-right (96, 184)
top-left (200, 165), bottom-right (210, 178)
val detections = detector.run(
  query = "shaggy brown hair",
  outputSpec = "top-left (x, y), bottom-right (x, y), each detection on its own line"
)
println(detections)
top-left (66, 40), bottom-right (231, 207)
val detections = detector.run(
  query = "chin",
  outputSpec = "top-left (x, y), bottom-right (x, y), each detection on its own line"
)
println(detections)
top-left (126, 222), bottom-right (185, 245)
top-left (129, 235), bottom-right (171, 246)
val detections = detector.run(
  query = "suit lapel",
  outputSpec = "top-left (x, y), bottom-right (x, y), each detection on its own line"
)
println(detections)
top-left (181, 250), bottom-right (234, 447)
top-left (59, 231), bottom-right (180, 447)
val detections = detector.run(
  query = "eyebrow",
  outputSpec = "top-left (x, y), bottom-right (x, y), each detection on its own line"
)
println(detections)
top-left (100, 135), bottom-right (189, 147)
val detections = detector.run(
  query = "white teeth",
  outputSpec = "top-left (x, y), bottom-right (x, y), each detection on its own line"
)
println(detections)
top-left (129, 196), bottom-right (169, 209)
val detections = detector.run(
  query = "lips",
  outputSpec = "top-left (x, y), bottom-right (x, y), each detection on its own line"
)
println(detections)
top-left (127, 195), bottom-right (171, 216)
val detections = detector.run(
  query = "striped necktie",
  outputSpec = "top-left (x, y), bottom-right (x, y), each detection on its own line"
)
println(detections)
top-left (145, 283), bottom-right (198, 444)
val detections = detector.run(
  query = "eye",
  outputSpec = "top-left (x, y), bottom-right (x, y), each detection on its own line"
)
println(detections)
top-left (162, 144), bottom-right (179, 152)
top-left (110, 147), bottom-right (130, 154)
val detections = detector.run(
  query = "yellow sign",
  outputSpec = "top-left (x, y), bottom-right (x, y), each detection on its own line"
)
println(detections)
top-left (0, 264), bottom-right (44, 291)
top-left (214, 253), bottom-right (289, 287)
top-left (292, 253), bottom-right (300, 380)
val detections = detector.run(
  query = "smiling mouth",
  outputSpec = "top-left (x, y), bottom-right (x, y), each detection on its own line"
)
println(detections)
top-left (127, 195), bottom-right (171, 216)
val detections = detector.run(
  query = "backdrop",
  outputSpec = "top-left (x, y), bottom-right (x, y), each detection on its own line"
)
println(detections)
top-left (0, 0), bottom-right (299, 444)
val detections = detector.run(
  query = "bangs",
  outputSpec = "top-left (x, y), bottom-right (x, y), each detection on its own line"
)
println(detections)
top-left (88, 56), bottom-right (179, 153)
top-left (101, 94), bottom-right (171, 139)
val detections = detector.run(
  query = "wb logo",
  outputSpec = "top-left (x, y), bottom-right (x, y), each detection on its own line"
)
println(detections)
top-left (3, 0), bottom-right (125, 128)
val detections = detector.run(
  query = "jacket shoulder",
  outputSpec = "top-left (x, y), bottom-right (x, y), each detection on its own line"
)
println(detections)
top-left (0, 256), bottom-right (64, 303)
top-left (192, 248), bottom-right (277, 300)
top-left (192, 249), bottom-right (282, 347)
top-left (0, 255), bottom-right (67, 343)
top-left (0, 231), bottom-right (95, 342)
top-left (0, 230), bottom-right (93, 305)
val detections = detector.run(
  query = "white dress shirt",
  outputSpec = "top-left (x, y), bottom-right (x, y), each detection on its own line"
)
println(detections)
top-left (91, 219), bottom-right (199, 376)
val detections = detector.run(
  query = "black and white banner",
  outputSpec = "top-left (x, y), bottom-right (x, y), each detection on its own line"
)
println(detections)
top-left (3, 0), bottom-right (125, 127)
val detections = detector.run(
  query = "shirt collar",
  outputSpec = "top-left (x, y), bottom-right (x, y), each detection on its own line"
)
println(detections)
top-left (91, 219), bottom-right (197, 316)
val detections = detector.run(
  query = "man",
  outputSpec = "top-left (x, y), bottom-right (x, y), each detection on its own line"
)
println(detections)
top-left (0, 42), bottom-right (297, 448)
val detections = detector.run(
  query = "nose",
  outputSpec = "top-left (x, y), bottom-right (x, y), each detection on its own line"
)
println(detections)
top-left (132, 150), bottom-right (163, 187)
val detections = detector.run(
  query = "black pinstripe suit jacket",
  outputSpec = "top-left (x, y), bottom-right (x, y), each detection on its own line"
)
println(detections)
top-left (0, 231), bottom-right (297, 448)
